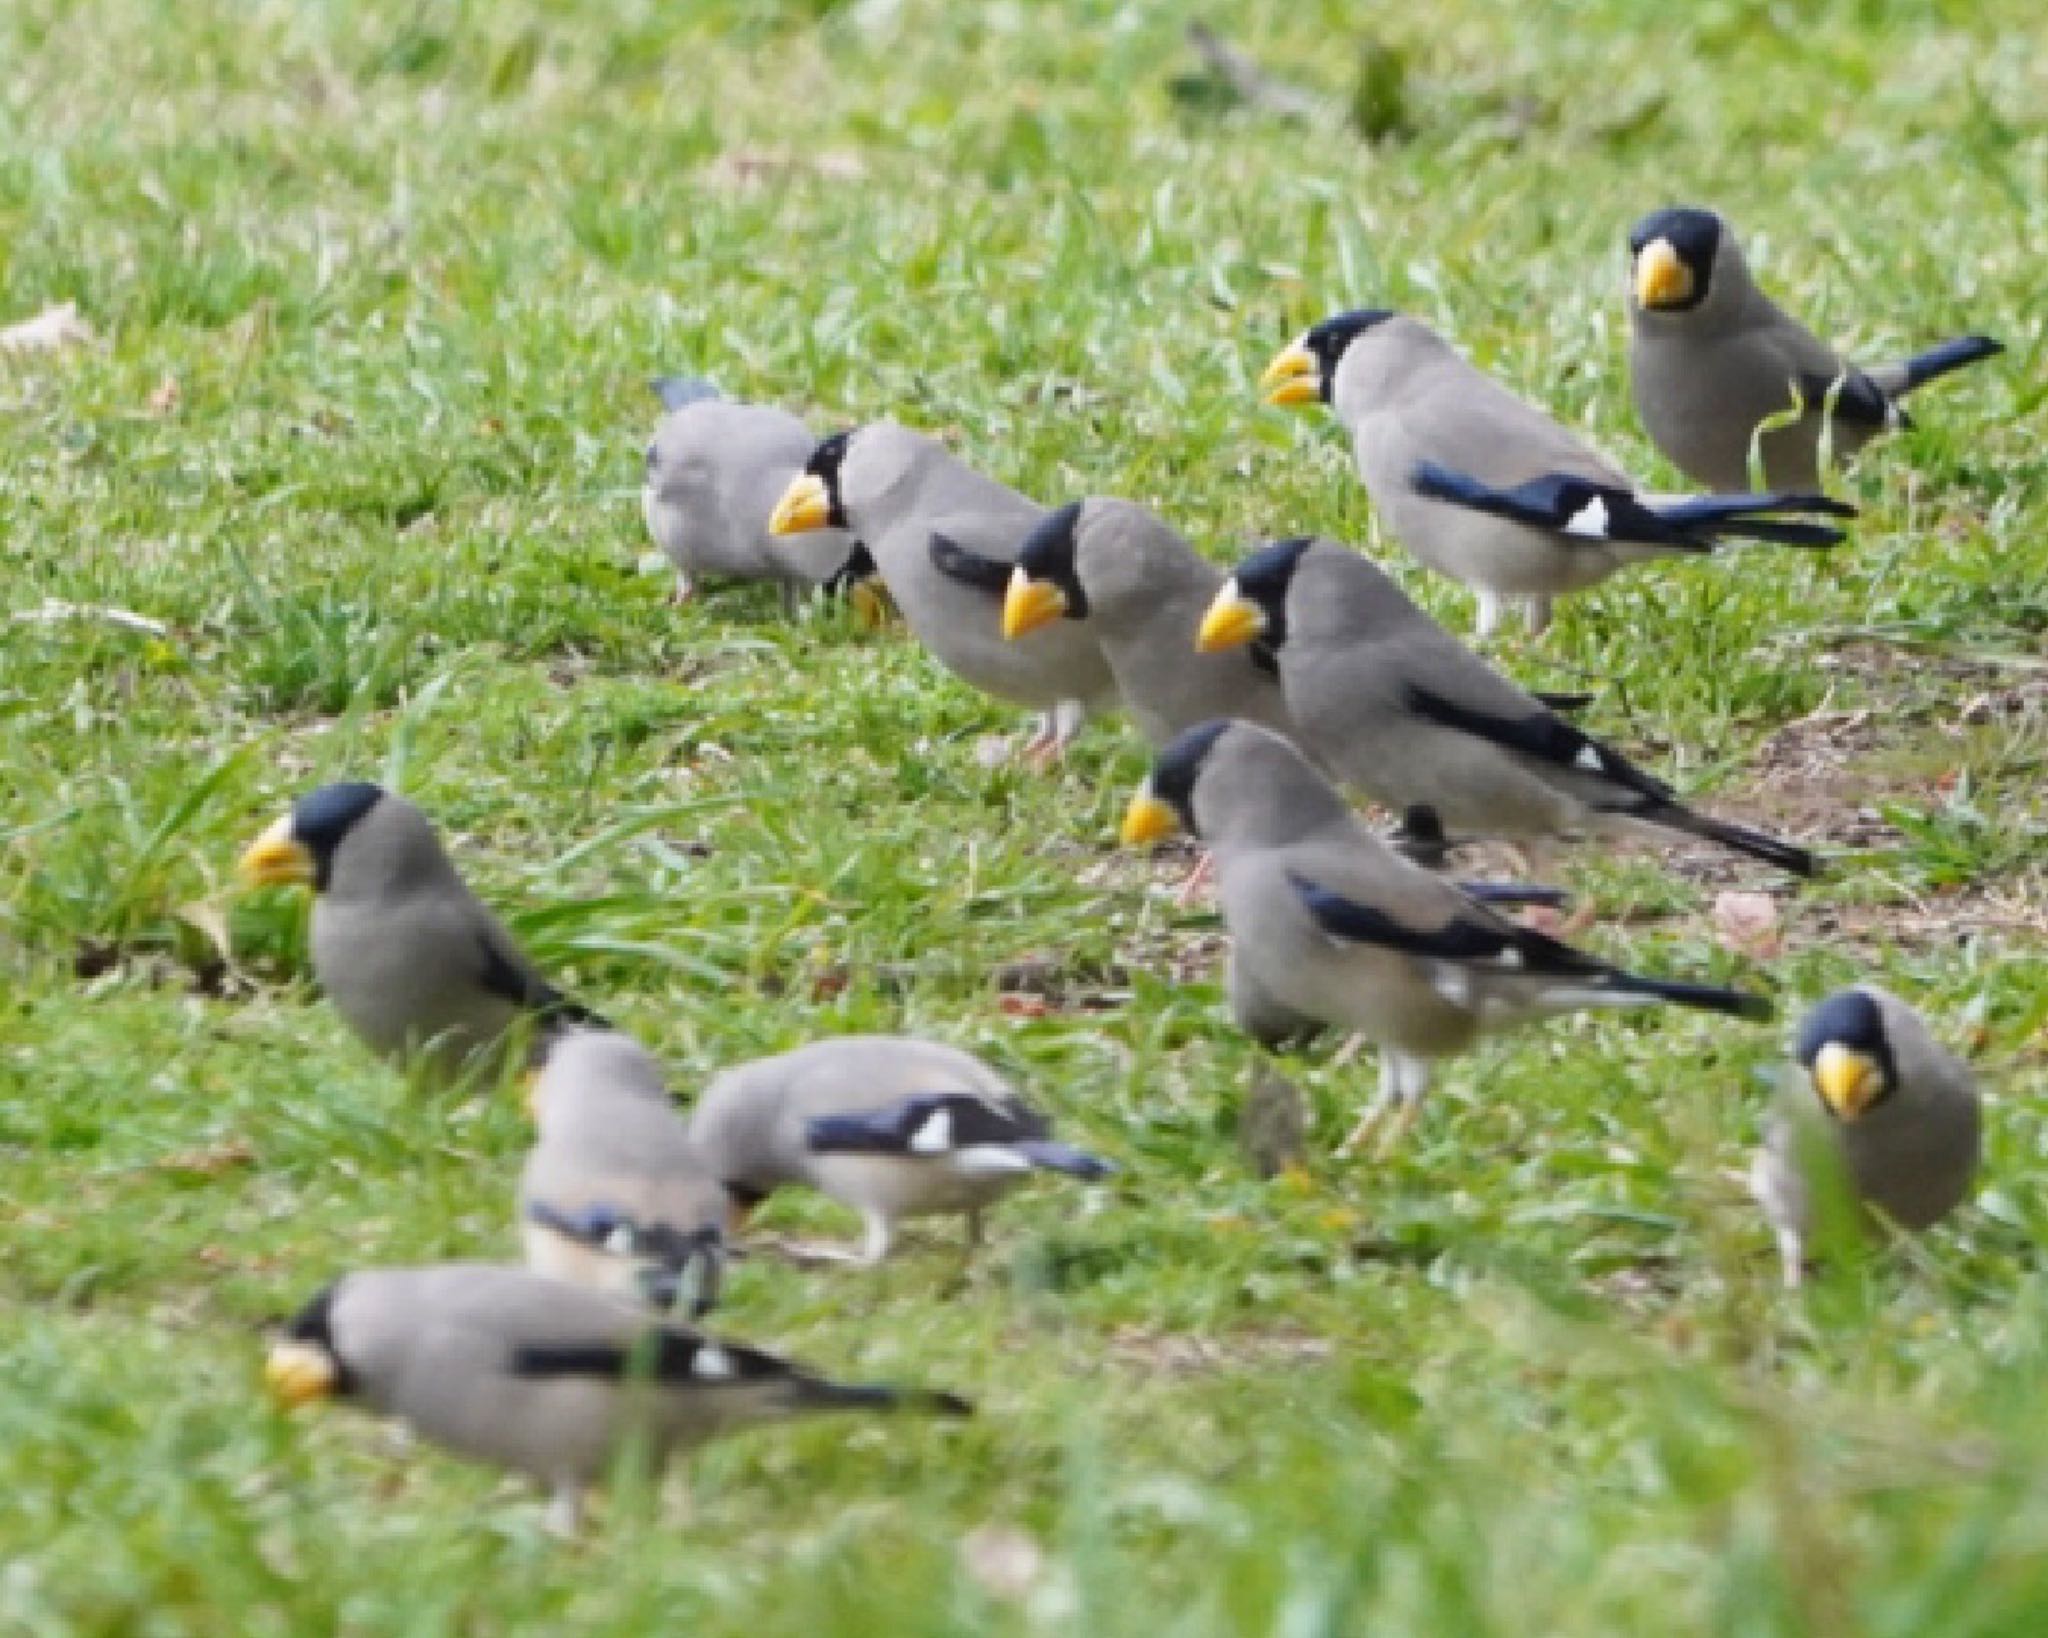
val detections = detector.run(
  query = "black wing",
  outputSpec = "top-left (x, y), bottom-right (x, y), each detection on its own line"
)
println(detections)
top-left (475, 930), bottom-right (609, 1030)
top-left (1404, 685), bottom-right (1674, 809)
top-left (510, 1331), bottom-right (792, 1386)
top-left (804, 1091), bottom-right (1049, 1156)
top-left (928, 532), bottom-right (1015, 595)
top-left (1792, 366), bottom-right (1895, 430)
top-left (1289, 872), bottom-right (1773, 1019)
top-left (1288, 871), bottom-right (1610, 978)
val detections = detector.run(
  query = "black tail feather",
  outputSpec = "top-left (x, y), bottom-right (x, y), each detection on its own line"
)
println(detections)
top-left (1646, 804), bottom-right (1818, 879)
top-left (1605, 971), bottom-right (1774, 1021)
top-left (798, 1380), bottom-right (975, 1417)
top-left (1900, 334), bottom-right (2004, 393)
top-left (1012, 1139), bottom-right (1117, 1179)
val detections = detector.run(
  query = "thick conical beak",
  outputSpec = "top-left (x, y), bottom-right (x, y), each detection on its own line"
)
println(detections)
top-left (1119, 783), bottom-right (1181, 846)
top-left (768, 473), bottom-right (832, 536)
top-left (1812, 1042), bottom-right (1883, 1123)
top-left (1258, 341), bottom-right (1322, 407)
top-left (1002, 568), bottom-right (1068, 640)
top-left (1634, 238), bottom-right (1694, 310)
top-left (238, 815), bottom-right (314, 888)
top-left (1195, 581), bottom-right (1266, 652)
top-left (264, 1341), bottom-right (339, 1408)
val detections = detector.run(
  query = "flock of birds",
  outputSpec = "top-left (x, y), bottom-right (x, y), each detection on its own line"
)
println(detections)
top-left (242, 206), bottom-right (2000, 1534)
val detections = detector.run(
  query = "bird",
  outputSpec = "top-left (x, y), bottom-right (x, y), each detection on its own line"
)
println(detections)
top-left (1120, 719), bottom-right (1772, 1154)
top-left (237, 782), bottom-right (606, 1081)
top-left (1626, 207), bottom-right (2004, 492)
top-left (641, 376), bottom-right (878, 613)
top-left (520, 1028), bottom-right (733, 1316)
top-left (765, 423), bottom-right (1119, 762)
top-left (1258, 310), bottom-right (1856, 636)
top-left (684, 1035), bottom-right (1114, 1263)
top-left (1749, 986), bottom-right (1981, 1289)
top-left (1000, 498), bottom-right (1297, 747)
top-left (264, 1264), bottom-right (970, 1534)
top-left (1193, 535), bottom-right (1816, 878)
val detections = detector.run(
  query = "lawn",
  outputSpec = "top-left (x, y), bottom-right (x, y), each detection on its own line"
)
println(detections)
top-left (2, 0), bottom-right (2045, 1630)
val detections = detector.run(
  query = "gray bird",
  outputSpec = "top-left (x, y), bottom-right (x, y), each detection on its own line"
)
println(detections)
top-left (265, 1264), bottom-right (969, 1534)
top-left (767, 423), bottom-right (1120, 761)
top-left (1121, 719), bottom-right (1771, 1153)
top-left (1000, 498), bottom-right (1297, 748)
top-left (1193, 535), bottom-right (1815, 877)
top-left (1749, 986), bottom-right (1981, 1289)
top-left (641, 376), bottom-right (877, 612)
top-left (685, 1035), bottom-right (1114, 1263)
top-left (238, 782), bottom-right (605, 1080)
top-left (1260, 311), bottom-right (1855, 636)
top-left (520, 1029), bottom-right (732, 1316)
top-left (1627, 208), bottom-right (2003, 492)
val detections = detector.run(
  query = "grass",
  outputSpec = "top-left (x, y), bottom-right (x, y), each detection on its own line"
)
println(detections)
top-left (2, 0), bottom-right (2045, 1629)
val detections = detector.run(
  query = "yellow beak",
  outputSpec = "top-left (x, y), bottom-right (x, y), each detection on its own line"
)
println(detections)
top-left (1634, 238), bottom-right (1694, 310)
top-left (1258, 341), bottom-right (1322, 407)
top-left (1195, 581), bottom-right (1266, 652)
top-left (1119, 785), bottom-right (1182, 847)
top-left (768, 473), bottom-right (832, 536)
top-left (264, 1341), bottom-right (339, 1408)
top-left (1812, 1042), bottom-right (1883, 1123)
top-left (1002, 569), bottom-right (1069, 640)
top-left (238, 815), bottom-right (315, 888)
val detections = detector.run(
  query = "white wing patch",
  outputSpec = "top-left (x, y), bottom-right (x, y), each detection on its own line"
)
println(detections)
top-left (1574, 745), bottom-right (1606, 773)
top-left (948, 1144), bottom-right (1034, 1177)
top-left (1564, 497), bottom-right (1611, 538)
top-left (692, 1344), bottom-right (735, 1380)
top-left (1495, 947), bottom-right (1525, 970)
top-left (908, 1108), bottom-right (955, 1154)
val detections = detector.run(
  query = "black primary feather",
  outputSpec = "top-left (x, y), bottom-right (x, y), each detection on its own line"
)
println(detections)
top-left (473, 931), bottom-right (610, 1030)
top-left (1791, 367), bottom-right (1896, 430)
top-left (510, 1332), bottom-right (791, 1386)
top-left (1411, 461), bottom-right (1851, 549)
top-left (804, 1091), bottom-right (1050, 1155)
top-left (927, 532), bottom-right (1016, 595)
top-left (1404, 685), bottom-right (1675, 805)
top-left (1288, 872), bottom-right (1772, 1019)
top-left (1403, 686), bottom-right (1815, 876)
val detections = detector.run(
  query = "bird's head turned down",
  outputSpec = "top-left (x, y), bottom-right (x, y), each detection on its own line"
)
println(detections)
top-left (1259, 310), bottom-right (1397, 406)
top-left (767, 429), bottom-right (855, 536)
top-left (1197, 537), bottom-right (1314, 654)
top-left (1121, 718), bottom-right (1231, 846)
top-left (1795, 988), bottom-right (1896, 1124)
top-left (238, 780), bottom-right (386, 893)
top-left (1004, 501), bottom-right (1088, 639)
top-left (1628, 207), bottom-right (1723, 314)
top-left (265, 1280), bottom-right (353, 1408)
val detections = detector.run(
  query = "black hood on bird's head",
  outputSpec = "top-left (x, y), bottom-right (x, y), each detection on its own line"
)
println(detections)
top-left (804, 431), bottom-right (855, 528)
top-left (1148, 719), bottom-right (1233, 832)
top-left (1300, 310), bottom-right (1397, 398)
top-left (1628, 207), bottom-right (1723, 311)
top-left (1230, 537), bottom-right (1318, 655)
top-left (282, 1279), bottom-right (358, 1396)
top-left (1014, 501), bottom-right (1090, 618)
top-left (290, 782), bottom-right (386, 892)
